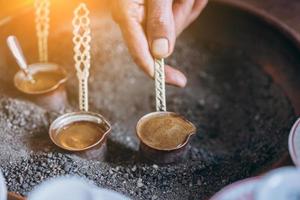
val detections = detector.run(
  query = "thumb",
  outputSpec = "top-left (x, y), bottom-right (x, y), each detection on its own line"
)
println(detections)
top-left (147, 0), bottom-right (176, 58)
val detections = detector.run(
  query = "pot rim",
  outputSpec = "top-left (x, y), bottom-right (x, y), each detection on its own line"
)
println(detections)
top-left (14, 62), bottom-right (68, 95)
top-left (136, 111), bottom-right (196, 151)
top-left (49, 111), bottom-right (111, 152)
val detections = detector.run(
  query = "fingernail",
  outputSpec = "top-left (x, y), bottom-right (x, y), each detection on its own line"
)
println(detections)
top-left (152, 38), bottom-right (169, 58)
top-left (171, 72), bottom-right (187, 88)
top-left (176, 74), bottom-right (187, 87)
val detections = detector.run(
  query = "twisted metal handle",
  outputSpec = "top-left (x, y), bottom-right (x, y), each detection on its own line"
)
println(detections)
top-left (79, 78), bottom-right (89, 111)
top-left (34, 0), bottom-right (50, 62)
top-left (72, 3), bottom-right (91, 112)
top-left (154, 58), bottom-right (166, 112)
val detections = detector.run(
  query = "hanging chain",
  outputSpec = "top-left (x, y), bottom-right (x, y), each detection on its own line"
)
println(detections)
top-left (72, 3), bottom-right (91, 112)
top-left (155, 58), bottom-right (166, 112)
top-left (34, 0), bottom-right (50, 62)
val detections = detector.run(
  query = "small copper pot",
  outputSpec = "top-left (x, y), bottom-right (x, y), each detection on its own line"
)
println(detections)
top-left (49, 111), bottom-right (111, 160)
top-left (138, 141), bottom-right (191, 164)
top-left (14, 63), bottom-right (68, 112)
top-left (136, 111), bottom-right (196, 164)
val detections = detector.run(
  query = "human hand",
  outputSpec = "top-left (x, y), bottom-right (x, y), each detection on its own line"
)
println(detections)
top-left (110, 0), bottom-right (207, 87)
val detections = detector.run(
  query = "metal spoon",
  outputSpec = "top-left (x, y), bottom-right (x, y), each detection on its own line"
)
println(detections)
top-left (7, 35), bottom-right (35, 83)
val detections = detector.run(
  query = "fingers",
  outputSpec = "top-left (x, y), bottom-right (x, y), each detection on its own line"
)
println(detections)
top-left (111, 0), bottom-right (187, 87)
top-left (119, 20), bottom-right (187, 87)
top-left (111, 0), bottom-right (154, 76)
top-left (120, 20), bottom-right (155, 77)
top-left (121, 20), bottom-right (187, 87)
top-left (147, 0), bottom-right (176, 58)
top-left (173, 0), bottom-right (195, 36)
top-left (186, 0), bottom-right (207, 25)
top-left (165, 65), bottom-right (187, 87)
top-left (173, 0), bottom-right (207, 36)
top-left (110, 0), bottom-right (145, 25)
top-left (146, 0), bottom-right (187, 87)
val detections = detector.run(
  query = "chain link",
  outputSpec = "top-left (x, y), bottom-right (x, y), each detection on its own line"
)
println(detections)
top-left (155, 58), bottom-right (166, 112)
top-left (34, 0), bottom-right (50, 62)
top-left (72, 3), bottom-right (91, 112)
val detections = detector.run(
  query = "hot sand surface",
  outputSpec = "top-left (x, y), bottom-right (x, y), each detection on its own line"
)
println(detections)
top-left (0, 17), bottom-right (296, 199)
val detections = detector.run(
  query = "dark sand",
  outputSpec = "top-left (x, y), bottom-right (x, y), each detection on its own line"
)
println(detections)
top-left (0, 16), bottom-right (296, 200)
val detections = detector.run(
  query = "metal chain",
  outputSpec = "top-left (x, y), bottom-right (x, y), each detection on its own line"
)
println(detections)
top-left (72, 3), bottom-right (91, 112)
top-left (155, 58), bottom-right (167, 112)
top-left (34, 0), bottom-right (50, 62)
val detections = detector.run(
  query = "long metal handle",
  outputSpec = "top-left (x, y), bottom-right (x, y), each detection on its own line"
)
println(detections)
top-left (7, 35), bottom-right (28, 71)
top-left (155, 58), bottom-right (167, 112)
top-left (78, 77), bottom-right (89, 111)
top-left (35, 0), bottom-right (50, 62)
top-left (73, 3), bottom-right (91, 112)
